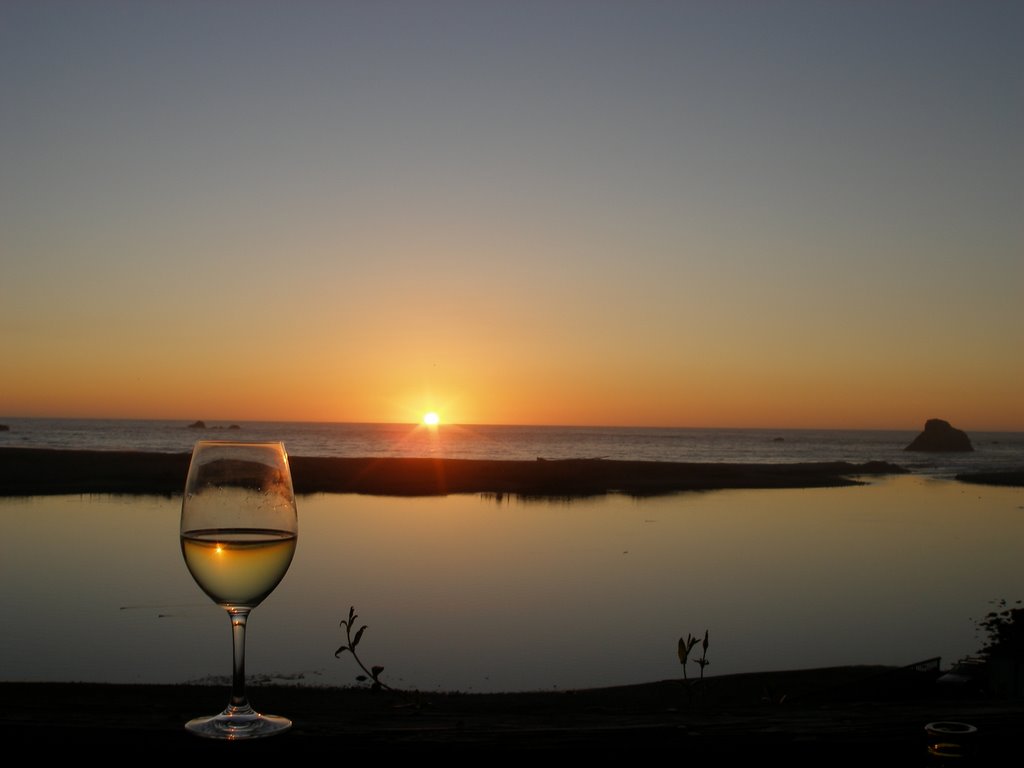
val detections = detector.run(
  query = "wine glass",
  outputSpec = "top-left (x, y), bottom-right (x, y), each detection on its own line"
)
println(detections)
top-left (180, 441), bottom-right (298, 739)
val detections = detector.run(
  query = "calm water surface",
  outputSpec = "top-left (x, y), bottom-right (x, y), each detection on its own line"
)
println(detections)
top-left (2, 475), bottom-right (1022, 692)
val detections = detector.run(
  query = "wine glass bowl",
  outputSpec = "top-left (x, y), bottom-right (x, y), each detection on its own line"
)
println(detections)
top-left (180, 441), bottom-right (298, 739)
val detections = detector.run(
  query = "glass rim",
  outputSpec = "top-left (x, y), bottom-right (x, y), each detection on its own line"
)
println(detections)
top-left (190, 440), bottom-right (287, 449)
top-left (189, 440), bottom-right (290, 461)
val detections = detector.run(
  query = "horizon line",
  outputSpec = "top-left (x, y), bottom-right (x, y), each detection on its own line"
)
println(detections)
top-left (2, 415), bottom-right (1020, 434)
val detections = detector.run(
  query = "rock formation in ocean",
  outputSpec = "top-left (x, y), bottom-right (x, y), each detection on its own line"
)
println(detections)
top-left (904, 419), bottom-right (973, 452)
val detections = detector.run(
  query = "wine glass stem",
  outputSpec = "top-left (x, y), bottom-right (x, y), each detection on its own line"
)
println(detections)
top-left (228, 607), bottom-right (252, 712)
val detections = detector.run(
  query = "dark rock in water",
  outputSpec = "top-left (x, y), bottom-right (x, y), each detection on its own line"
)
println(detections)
top-left (228, 424), bottom-right (241, 430)
top-left (0, 424), bottom-right (9, 432)
top-left (905, 419), bottom-right (973, 452)
top-left (187, 420), bottom-right (206, 429)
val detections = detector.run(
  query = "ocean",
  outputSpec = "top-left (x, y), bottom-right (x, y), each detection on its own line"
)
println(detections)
top-left (2, 417), bottom-right (1024, 691)
top-left (2, 417), bottom-right (1022, 478)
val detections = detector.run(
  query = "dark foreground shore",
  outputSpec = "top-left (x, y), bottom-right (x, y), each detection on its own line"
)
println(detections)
top-left (0, 447), bottom-right (910, 497)
top-left (1, 665), bottom-right (1019, 759)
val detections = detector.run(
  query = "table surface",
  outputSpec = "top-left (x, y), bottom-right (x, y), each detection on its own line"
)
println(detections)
top-left (2, 667), bottom-right (1019, 759)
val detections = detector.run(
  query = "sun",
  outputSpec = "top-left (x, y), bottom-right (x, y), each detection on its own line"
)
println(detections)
top-left (422, 412), bottom-right (440, 426)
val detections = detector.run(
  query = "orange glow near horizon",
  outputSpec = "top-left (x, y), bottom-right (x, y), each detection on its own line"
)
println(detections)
top-left (0, 348), bottom-right (1021, 432)
top-left (2, 381), bottom-right (1021, 433)
top-left (2, 8), bottom-right (1021, 435)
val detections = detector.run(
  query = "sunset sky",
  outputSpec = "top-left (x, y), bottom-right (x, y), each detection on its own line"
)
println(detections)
top-left (2, 2), bottom-right (1021, 430)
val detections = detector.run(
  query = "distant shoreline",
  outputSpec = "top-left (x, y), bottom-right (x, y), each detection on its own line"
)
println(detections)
top-left (3, 446), bottom-right (1018, 497)
top-left (0, 447), bottom-right (917, 497)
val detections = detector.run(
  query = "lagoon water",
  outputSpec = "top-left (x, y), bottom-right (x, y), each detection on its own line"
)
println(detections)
top-left (2, 475), bottom-right (1022, 692)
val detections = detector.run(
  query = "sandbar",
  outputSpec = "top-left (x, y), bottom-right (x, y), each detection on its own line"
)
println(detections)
top-left (0, 447), bottom-right (908, 497)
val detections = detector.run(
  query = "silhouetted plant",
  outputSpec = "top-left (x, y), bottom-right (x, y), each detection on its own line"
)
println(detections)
top-left (678, 629), bottom-right (709, 682)
top-left (335, 606), bottom-right (391, 691)
top-left (977, 599), bottom-right (1024, 659)
top-left (694, 629), bottom-right (710, 681)
top-left (678, 633), bottom-right (699, 681)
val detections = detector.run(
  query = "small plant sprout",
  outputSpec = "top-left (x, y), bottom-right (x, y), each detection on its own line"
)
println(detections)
top-left (678, 629), bottom-right (710, 682)
top-left (335, 606), bottom-right (391, 691)
top-left (678, 633), bottom-right (699, 681)
top-left (695, 629), bottom-right (710, 681)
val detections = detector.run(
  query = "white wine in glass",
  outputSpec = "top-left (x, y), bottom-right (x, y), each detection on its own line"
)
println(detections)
top-left (180, 441), bottom-right (298, 739)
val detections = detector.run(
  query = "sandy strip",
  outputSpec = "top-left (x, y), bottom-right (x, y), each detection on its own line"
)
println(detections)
top-left (0, 447), bottom-right (910, 497)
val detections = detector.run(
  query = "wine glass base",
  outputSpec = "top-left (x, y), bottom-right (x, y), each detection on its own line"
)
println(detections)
top-left (185, 708), bottom-right (292, 740)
